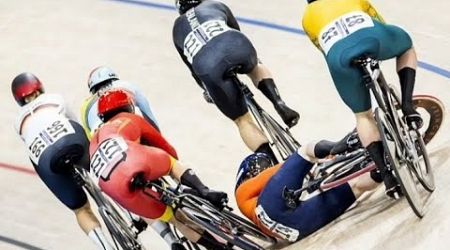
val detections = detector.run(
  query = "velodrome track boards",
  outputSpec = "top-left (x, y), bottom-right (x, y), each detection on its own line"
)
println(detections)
top-left (0, 0), bottom-right (449, 249)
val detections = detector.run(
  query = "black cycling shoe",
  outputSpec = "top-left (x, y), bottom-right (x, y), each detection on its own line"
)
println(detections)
top-left (403, 106), bottom-right (423, 129)
top-left (383, 171), bottom-right (402, 199)
top-left (274, 102), bottom-right (300, 127)
top-left (330, 129), bottom-right (361, 155)
top-left (132, 218), bottom-right (148, 234)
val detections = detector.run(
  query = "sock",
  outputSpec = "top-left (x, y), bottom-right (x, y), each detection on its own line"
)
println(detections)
top-left (255, 142), bottom-right (278, 164)
top-left (88, 227), bottom-right (114, 250)
top-left (151, 221), bottom-right (178, 245)
top-left (257, 78), bottom-right (283, 105)
top-left (366, 141), bottom-right (387, 180)
top-left (398, 67), bottom-right (416, 111)
top-left (180, 169), bottom-right (208, 193)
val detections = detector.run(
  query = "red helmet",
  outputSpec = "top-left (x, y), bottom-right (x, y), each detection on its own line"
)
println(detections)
top-left (11, 72), bottom-right (45, 106)
top-left (98, 90), bottom-right (135, 122)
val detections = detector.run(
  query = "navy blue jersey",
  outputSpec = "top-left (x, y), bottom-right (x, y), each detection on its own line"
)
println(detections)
top-left (173, 0), bottom-right (240, 84)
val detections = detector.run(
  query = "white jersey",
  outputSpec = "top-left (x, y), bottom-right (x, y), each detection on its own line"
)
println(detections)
top-left (15, 94), bottom-right (76, 165)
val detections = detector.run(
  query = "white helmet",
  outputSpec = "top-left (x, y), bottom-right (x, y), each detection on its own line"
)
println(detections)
top-left (88, 66), bottom-right (119, 93)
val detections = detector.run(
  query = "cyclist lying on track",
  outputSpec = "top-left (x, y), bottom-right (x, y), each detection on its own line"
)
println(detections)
top-left (173, 0), bottom-right (299, 163)
top-left (302, 0), bottom-right (423, 198)
top-left (12, 72), bottom-right (113, 250)
top-left (235, 142), bottom-right (379, 242)
top-left (89, 90), bottom-right (229, 249)
top-left (80, 67), bottom-right (186, 249)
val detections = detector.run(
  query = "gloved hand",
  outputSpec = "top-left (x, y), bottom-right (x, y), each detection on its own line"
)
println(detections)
top-left (199, 188), bottom-right (228, 209)
top-left (171, 242), bottom-right (187, 250)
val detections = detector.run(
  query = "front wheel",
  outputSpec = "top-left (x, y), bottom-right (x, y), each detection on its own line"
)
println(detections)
top-left (409, 129), bottom-right (435, 192)
top-left (375, 108), bottom-right (425, 218)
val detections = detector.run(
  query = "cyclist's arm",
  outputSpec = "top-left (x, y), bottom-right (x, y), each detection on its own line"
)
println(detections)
top-left (135, 114), bottom-right (178, 159)
top-left (174, 43), bottom-right (205, 90)
top-left (80, 96), bottom-right (95, 139)
top-left (364, 0), bottom-right (385, 23)
top-left (220, 2), bottom-right (241, 30)
top-left (235, 164), bottom-right (281, 221)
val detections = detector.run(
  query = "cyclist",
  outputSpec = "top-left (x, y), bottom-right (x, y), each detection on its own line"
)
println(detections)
top-left (80, 66), bottom-right (159, 138)
top-left (90, 90), bottom-right (230, 249)
top-left (235, 142), bottom-right (380, 242)
top-left (80, 67), bottom-right (186, 249)
top-left (302, 0), bottom-right (422, 197)
top-left (12, 72), bottom-right (113, 250)
top-left (173, 0), bottom-right (299, 162)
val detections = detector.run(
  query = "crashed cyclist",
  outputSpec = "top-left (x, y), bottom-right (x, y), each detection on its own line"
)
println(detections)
top-left (235, 142), bottom-right (379, 242)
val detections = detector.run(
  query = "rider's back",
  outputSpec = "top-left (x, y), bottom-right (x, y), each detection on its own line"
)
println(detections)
top-left (302, 0), bottom-right (383, 48)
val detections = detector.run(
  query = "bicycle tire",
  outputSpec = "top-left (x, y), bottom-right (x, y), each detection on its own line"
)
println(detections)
top-left (409, 129), bottom-right (435, 192)
top-left (100, 205), bottom-right (143, 250)
top-left (412, 95), bottom-right (445, 145)
top-left (320, 160), bottom-right (376, 191)
top-left (180, 195), bottom-right (267, 250)
top-left (375, 108), bottom-right (425, 218)
top-left (260, 109), bottom-right (300, 161)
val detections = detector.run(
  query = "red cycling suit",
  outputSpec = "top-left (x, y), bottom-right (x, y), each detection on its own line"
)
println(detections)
top-left (89, 112), bottom-right (178, 221)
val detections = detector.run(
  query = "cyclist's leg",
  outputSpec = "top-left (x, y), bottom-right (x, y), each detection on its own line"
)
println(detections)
top-left (326, 32), bottom-right (400, 197)
top-left (192, 36), bottom-right (277, 160)
top-left (377, 22), bottom-right (420, 126)
top-left (226, 32), bottom-right (299, 127)
top-left (257, 148), bottom-right (356, 241)
top-left (36, 126), bottom-right (112, 249)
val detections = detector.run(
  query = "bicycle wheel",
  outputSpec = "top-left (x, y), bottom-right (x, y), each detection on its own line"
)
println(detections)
top-left (320, 155), bottom-right (376, 191)
top-left (99, 205), bottom-right (143, 250)
top-left (375, 108), bottom-right (425, 218)
top-left (180, 195), bottom-right (271, 250)
top-left (409, 129), bottom-right (435, 192)
top-left (260, 110), bottom-right (300, 161)
top-left (413, 95), bottom-right (445, 145)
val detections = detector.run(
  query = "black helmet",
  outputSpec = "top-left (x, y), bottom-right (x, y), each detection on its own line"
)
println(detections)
top-left (175, 0), bottom-right (202, 14)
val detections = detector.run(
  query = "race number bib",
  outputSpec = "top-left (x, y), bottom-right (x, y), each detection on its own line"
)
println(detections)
top-left (27, 119), bottom-right (75, 164)
top-left (183, 20), bottom-right (231, 63)
top-left (255, 205), bottom-right (300, 242)
top-left (90, 137), bottom-right (128, 184)
top-left (319, 11), bottom-right (374, 55)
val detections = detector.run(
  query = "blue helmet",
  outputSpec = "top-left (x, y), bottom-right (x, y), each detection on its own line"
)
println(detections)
top-left (235, 153), bottom-right (274, 191)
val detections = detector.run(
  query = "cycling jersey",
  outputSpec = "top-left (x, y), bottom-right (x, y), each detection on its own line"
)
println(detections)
top-left (80, 80), bottom-right (159, 139)
top-left (89, 113), bottom-right (177, 221)
top-left (302, 0), bottom-right (384, 53)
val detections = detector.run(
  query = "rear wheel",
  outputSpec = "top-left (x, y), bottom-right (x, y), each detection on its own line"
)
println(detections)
top-left (260, 110), bottom-right (300, 161)
top-left (412, 95), bottom-right (445, 145)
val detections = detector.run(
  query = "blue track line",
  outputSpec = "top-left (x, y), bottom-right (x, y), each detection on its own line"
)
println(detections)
top-left (108, 0), bottom-right (450, 79)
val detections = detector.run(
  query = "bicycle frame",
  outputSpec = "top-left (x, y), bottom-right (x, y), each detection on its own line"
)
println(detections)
top-left (230, 75), bottom-right (300, 161)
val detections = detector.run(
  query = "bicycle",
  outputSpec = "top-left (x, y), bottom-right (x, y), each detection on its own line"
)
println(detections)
top-left (70, 166), bottom-right (146, 250)
top-left (131, 175), bottom-right (277, 250)
top-left (282, 59), bottom-right (444, 217)
top-left (230, 72), bottom-right (301, 162)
